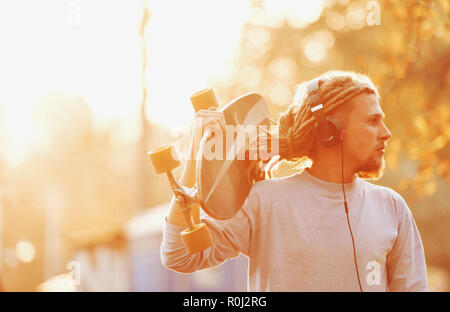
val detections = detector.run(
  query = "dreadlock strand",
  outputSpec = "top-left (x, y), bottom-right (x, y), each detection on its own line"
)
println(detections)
top-left (325, 86), bottom-right (363, 107)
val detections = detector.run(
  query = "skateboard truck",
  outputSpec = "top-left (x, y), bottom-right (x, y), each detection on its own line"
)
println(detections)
top-left (147, 89), bottom-right (219, 254)
top-left (148, 143), bottom-right (213, 254)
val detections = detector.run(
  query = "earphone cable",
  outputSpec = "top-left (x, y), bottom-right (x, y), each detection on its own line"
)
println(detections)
top-left (341, 142), bottom-right (363, 292)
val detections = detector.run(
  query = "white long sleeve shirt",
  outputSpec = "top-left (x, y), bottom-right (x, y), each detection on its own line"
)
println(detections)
top-left (161, 169), bottom-right (428, 291)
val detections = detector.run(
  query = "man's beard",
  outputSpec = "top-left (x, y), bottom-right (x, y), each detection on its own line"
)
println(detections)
top-left (355, 154), bottom-right (385, 180)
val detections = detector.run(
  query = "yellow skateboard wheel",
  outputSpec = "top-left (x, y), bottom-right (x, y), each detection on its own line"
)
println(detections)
top-left (181, 223), bottom-right (213, 254)
top-left (148, 144), bottom-right (181, 174)
top-left (190, 88), bottom-right (219, 113)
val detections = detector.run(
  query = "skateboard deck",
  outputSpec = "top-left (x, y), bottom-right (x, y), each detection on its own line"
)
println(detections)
top-left (197, 92), bottom-right (270, 219)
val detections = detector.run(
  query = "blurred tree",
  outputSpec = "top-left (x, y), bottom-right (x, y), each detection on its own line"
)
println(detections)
top-left (138, 0), bottom-right (151, 213)
top-left (0, 91), bottom-right (169, 290)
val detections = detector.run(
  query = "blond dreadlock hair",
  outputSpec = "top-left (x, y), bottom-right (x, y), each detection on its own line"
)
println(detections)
top-left (256, 71), bottom-right (379, 180)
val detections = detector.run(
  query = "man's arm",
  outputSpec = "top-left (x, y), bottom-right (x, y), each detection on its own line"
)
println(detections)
top-left (386, 193), bottom-right (428, 291)
top-left (161, 191), bottom-right (256, 273)
top-left (161, 107), bottom-right (254, 273)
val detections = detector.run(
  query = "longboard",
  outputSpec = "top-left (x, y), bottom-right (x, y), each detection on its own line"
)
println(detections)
top-left (197, 92), bottom-right (271, 219)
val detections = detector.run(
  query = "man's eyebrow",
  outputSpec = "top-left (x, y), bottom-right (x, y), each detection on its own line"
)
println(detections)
top-left (367, 113), bottom-right (385, 119)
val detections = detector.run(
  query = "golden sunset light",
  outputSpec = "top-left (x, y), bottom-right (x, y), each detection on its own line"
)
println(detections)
top-left (0, 0), bottom-right (448, 295)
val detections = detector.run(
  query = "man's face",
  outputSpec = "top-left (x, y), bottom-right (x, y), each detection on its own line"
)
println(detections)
top-left (343, 93), bottom-right (392, 177)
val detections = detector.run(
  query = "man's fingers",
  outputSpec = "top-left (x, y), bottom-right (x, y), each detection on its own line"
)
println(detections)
top-left (194, 116), bottom-right (224, 134)
top-left (202, 118), bottom-right (225, 134)
top-left (194, 111), bottom-right (226, 132)
top-left (195, 109), bottom-right (225, 121)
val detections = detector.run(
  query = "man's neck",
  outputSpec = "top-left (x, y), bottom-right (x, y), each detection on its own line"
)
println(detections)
top-left (307, 150), bottom-right (356, 183)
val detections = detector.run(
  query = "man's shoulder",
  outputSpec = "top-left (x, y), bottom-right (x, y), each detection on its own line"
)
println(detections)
top-left (250, 172), bottom-right (301, 197)
top-left (360, 178), bottom-right (402, 196)
top-left (359, 179), bottom-right (410, 213)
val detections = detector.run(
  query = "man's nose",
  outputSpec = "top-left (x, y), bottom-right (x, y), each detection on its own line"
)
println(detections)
top-left (381, 122), bottom-right (392, 141)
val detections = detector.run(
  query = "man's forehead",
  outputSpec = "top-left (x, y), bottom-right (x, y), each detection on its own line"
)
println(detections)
top-left (350, 93), bottom-right (384, 117)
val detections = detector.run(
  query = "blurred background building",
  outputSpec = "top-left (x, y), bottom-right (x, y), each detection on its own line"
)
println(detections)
top-left (0, 0), bottom-right (448, 291)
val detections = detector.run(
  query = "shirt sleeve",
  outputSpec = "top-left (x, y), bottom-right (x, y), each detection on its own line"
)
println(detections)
top-left (386, 193), bottom-right (428, 291)
top-left (160, 188), bottom-right (259, 273)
